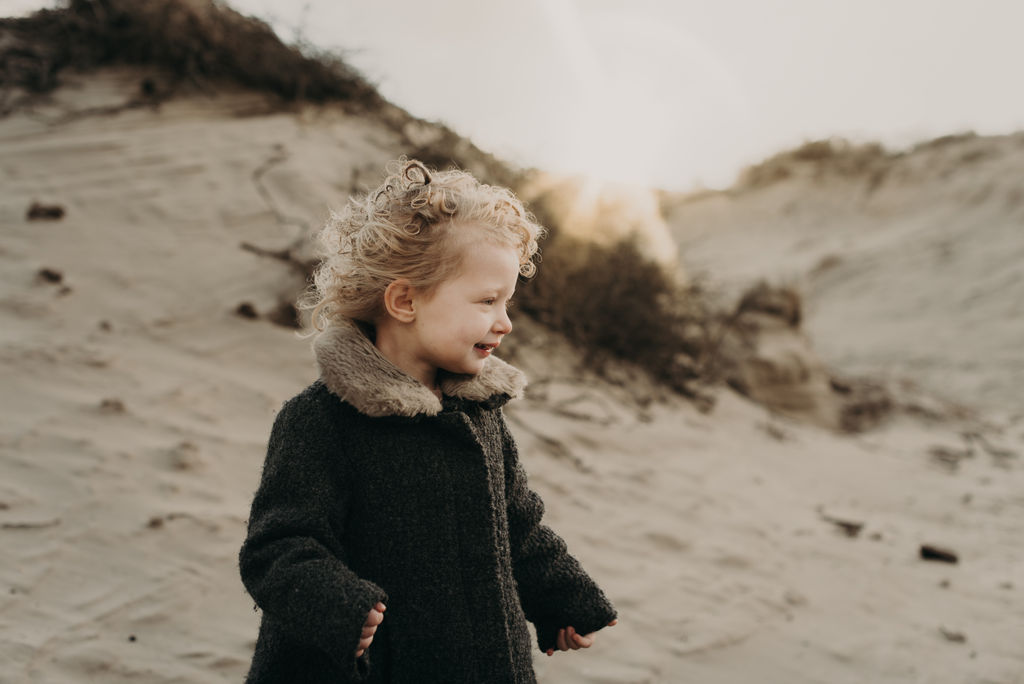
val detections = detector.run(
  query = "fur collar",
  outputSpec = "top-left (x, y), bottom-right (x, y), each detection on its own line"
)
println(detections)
top-left (313, 319), bottom-right (527, 418)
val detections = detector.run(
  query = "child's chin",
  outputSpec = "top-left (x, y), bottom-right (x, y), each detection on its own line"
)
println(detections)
top-left (442, 360), bottom-right (486, 376)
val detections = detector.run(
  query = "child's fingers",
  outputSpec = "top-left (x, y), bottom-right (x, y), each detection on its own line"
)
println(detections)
top-left (355, 630), bottom-right (374, 656)
top-left (356, 607), bottom-right (383, 657)
top-left (567, 626), bottom-right (593, 649)
top-left (549, 625), bottom-right (601, 655)
top-left (573, 631), bottom-right (594, 648)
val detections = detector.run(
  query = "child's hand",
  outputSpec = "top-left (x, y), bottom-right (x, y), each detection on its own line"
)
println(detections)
top-left (546, 619), bottom-right (617, 656)
top-left (355, 602), bottom-right (386, 657)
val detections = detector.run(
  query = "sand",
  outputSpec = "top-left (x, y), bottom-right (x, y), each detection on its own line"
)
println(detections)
top-left (1, 69), bottom-right (1022, 684)
top-left (662, 136), bottom-right (1024, 418)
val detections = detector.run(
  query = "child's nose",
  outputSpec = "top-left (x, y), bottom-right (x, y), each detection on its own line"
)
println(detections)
top-left (495, 310), bottom-right (512, 334)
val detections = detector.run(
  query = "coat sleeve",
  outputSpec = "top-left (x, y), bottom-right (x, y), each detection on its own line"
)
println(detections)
top-left (239, 392), bottom-right (388, 681)
top-left (498, 410), bottom-right (617, 652)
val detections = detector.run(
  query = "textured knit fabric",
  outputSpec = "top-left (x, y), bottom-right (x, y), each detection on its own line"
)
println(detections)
top-left (239, 319), bottom-right (617, 683)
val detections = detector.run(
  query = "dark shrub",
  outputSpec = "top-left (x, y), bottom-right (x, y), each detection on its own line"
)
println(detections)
top-left (1, 0), bottom-right (381, 107)
top-left (516, 228), bottom-right (707, 395)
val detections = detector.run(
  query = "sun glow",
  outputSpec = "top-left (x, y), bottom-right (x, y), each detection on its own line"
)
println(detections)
top-left (531, 2), bottom-right (754, 189)
top-left (519, 172), bottom-right (680, 269)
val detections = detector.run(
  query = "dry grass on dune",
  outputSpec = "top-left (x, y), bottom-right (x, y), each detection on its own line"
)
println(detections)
top-left (736, 137), bottom-right (895, 190)
top-left (514, 230), bottom-right (710, 398)
top-left (0, 0), bottom-right (380, 107)
top-left (0, 0), bottom-right (524, 189)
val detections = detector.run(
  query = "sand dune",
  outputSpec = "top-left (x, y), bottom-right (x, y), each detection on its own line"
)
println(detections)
top-left (1, 69), bottom-right (1022, 684)
top-left (663, 135), bottom-right (1024, 418)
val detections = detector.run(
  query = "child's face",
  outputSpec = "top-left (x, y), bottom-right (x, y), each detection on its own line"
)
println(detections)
top-left (410, 239), bottom-right (519, 378)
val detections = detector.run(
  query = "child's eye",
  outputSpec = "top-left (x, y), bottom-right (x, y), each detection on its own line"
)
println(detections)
top-left (482, 298), bottom-right (496, 305)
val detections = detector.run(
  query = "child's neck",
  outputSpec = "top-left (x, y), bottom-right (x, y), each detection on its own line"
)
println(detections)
top-left (373, 320), bottom-right (442, 399)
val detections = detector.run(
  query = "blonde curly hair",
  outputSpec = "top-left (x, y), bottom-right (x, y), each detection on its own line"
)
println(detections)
top-left (303, 158), bottom-right (544, 330)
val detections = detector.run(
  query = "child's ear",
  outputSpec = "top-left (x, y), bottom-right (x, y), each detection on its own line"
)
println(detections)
top-left (382, 279), bottom-right (417, 323)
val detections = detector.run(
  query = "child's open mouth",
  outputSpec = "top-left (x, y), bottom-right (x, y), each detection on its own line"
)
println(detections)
top-left (474, 342), bottom-right (498, 356)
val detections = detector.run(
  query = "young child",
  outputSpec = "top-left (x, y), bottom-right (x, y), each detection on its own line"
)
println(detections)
top-left (238, 158), bottom-right (617, 683)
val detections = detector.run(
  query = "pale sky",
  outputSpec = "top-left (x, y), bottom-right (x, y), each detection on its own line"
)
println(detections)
top-left (6, 0), bottom-right (1024, 189)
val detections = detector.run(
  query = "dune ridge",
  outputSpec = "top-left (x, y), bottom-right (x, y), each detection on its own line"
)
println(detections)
top-left (664, 133), bottom-right (1024, 417)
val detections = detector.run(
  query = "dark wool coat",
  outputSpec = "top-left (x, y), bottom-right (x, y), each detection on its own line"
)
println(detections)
top-left (238, 320), bottom-right (617, 683)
